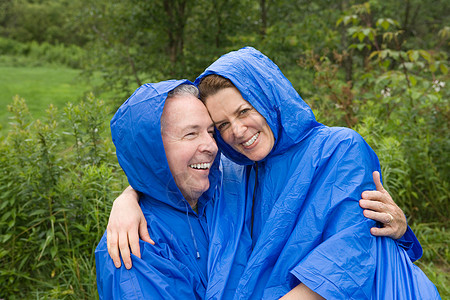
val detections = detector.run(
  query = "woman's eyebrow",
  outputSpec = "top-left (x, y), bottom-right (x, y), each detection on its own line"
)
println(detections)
top-left (214, 104), bottom-right (247, 125)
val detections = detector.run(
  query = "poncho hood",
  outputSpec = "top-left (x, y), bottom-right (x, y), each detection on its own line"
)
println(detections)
top-left (111, 80), bottom-right (220, 212)
top-left (195, 47), bottom-right (320, 165)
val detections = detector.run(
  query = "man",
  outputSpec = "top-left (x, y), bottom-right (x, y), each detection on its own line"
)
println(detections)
top-left (95, 81), bottom-right (229, 299)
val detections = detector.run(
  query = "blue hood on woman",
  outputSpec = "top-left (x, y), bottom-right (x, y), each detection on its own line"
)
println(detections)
top-left (196, 48), bottom-right (439, 300)
top-left (195, 47), bottom-right (320, 165)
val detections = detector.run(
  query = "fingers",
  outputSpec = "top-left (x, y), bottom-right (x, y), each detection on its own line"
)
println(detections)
top-left (139, 218), bottom-right (155, 245)
top-left (107, 229), bottom-right (122, 268)
top-left (118, 231), bottom-right (132, 269)
top-left (128, 227), bottom-right (141, 259)
top-left (359, 199), bottom-right (385, 212)
top-left (372, 171), bottom-right (384, 191)
top-left (362, 209), bottom-right (393, 224)
top-left (360, 190), bottom-right (386, 201)
top-left (370, 226), bottom-right (395, 238)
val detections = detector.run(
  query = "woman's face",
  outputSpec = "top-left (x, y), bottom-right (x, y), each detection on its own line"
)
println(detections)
top-left (205, 87), bottom-right (275, 161)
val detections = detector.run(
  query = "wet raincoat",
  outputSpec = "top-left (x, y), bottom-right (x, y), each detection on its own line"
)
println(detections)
top-left (95, 80), bottom-right (227, 299)
top-left (197, 47), bottom-right (441, 299)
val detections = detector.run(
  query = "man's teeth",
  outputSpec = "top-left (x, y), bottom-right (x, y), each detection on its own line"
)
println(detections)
top-left (189, 163), bottom-right (211, 169)
top-left (243, 132), bottom-right (259, 147)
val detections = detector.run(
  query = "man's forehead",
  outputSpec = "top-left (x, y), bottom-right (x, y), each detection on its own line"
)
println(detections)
top-left (162, 95), bottom-right (213, 132)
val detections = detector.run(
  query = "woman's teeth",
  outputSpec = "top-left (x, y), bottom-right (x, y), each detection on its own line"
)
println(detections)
top-left (243, 132), bottom-right (259, 147)
top-left (189, 163), bottom-right (211, 169)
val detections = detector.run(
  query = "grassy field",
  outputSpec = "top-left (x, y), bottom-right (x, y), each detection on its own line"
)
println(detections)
top-left (0, 60), bottom-right (109, 135)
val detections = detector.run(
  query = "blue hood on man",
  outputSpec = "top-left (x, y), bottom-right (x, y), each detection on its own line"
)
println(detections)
top-left (95, 80), bottom-right (221, 299)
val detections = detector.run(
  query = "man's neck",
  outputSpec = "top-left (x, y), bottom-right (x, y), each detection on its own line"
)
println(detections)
top-left (186, 198), bottom-right (199, 213)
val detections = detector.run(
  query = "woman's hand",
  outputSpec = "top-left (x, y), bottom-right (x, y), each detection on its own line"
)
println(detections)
top-left (359, 171), bottom-right (407, 239)
top-left (107, 186), bottom-right (154, 269)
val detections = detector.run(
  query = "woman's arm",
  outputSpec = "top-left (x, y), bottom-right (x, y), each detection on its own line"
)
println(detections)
top-left (107, 186), bottom-right (154, 269)
top-left (279, 283), bottom-right (325, 300)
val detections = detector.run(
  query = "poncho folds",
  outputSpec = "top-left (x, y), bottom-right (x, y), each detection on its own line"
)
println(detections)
top-left (95, 80), bottom-right (224, 299)
top-left (196, 47), bottom-right (441, 299)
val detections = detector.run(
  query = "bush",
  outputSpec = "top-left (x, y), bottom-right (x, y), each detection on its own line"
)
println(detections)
top-left (0, 37), bottom-right (86, 68)
top-left (0, 95), bottom-right (125, 299)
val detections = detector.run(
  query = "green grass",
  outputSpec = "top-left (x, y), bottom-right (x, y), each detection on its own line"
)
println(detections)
top-left (0, 57), bottom-right (109, 135)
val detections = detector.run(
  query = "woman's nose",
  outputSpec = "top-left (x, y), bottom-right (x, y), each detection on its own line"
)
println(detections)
top-left (231, 120), bottom-right (246, 138)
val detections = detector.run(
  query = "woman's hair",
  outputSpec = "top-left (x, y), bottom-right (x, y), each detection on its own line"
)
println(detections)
top-left (198, 74), bottom-right (235, 102)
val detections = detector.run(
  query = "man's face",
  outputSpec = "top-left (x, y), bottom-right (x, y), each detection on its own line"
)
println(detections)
top-left (161, 94), bottom-right (218, 203)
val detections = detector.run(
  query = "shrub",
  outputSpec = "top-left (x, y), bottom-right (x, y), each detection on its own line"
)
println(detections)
top-left (0, 37), bottom-right (86, 68)
top-left (0, 95), bottom-right (125, 299)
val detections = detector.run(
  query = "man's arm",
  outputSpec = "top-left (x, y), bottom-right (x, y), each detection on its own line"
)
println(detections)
top-left (96, 234), bottom-right (198, 299)
top-left (107, 186), bottom-right (153, 269)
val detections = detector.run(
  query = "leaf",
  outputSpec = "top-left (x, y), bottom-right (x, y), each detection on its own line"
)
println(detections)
top-left (358, 31), bottom-right (365, 42)
top-left (409, 76), bottom-right (417, 86)
top-left (50, 246), bottom-right (57, 259)
top-left (408, 50), bottom-right (419, 62)
top-left (2, 233), bottom-right (12, 243)
top-left (369, 51), bottom-right (379, 60)
top-left (430, 63), bottom-right (437, 73)
top-left (383, 32), bottom-right (393, 42)
top-left (419, 50), bottom-right (432, 62)
top-left (439, 63), bottom-right (448, 74)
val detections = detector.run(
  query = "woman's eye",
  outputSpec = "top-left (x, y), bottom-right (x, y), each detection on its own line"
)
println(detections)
top-left (239, 108), bottom-right (251, 115)
top-left (217, 122), bottom-right (229, 131)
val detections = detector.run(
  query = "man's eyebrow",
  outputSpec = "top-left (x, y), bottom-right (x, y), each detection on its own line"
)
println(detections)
top-left (182, 125), bottom-right (201, 131)
top-left (214, 104), bottom-right (247, 126)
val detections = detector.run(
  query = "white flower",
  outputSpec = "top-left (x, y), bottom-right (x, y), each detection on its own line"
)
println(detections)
top-left (381, 87), bottom-right (391, 98)
top-left (432, 80), bottom-right (445, 92)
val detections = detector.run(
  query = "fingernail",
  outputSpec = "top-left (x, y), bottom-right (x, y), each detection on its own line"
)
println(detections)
top-left (125, 263), bottom-right (131, 269)
top-left (114, 261), bottom-right (120, 268)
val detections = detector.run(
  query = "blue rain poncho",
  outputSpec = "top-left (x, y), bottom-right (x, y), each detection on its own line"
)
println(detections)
top-left (196, 47), bottom-right (441, 299)
top-left (95, 80), bottom-right (228, 299)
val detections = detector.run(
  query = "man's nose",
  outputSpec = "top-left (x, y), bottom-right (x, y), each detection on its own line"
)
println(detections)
top-left (199, 132), bottom-right (218, 155)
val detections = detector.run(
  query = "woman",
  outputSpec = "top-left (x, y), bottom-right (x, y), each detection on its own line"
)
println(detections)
top-left (108, 48), bottom-right (438, 299)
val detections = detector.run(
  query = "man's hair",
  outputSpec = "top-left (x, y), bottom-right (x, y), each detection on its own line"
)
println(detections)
top-left (198, 75), bottom-right (235, 102)
top-left (162, 84), bottom-right (200, 132)
top-left (167, 84), bottom-right (199, 99)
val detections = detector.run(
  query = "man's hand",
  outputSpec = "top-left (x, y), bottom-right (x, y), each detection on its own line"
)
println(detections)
top-left (106, 186), bottom-right (154, 269)
top-left (359, 171), bottom-right (407, 239)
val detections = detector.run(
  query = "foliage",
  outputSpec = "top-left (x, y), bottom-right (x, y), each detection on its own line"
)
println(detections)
top-left (0, 0), bottom-right (448, 298)
top-left (0, 96), bottom-right (125, 299)
top-left (0, 37), bottom-right (86, 69)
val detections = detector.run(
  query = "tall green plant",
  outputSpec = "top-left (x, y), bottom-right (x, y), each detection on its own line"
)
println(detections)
top-left (0, 95), bottom-right (124, 298)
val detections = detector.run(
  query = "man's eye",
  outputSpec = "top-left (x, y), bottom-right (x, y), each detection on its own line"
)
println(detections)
top-left (208, 130), bottom-right (215, 137)
top-left (185, 132), bottom-right (197, 138)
